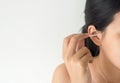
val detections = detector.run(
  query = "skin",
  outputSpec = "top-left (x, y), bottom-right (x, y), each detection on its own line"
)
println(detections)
top-left (88, 12), bottom-right (120, 83)
top-left (52, 12), bottom-right (120, 83)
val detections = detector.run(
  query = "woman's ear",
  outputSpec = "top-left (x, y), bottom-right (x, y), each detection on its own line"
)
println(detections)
top-left (87, 25), bottom-right (102, 46)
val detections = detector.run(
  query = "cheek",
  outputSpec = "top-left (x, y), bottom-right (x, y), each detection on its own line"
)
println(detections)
top-left (107, 36), bottom-right (120, 55)
top-left (102, 36), bottom-right (120, 67)
top-left (102, 34), bottom-right (120, 55)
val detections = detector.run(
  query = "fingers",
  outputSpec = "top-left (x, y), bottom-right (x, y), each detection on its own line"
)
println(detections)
top-left (62, 33), bottom-right (94, 82)
top-left (80, 53), bottom-right (93, 66)
top-left (62, 34), bottom-right (78, 56)
top-left (70, 47), bottom-right (93, 70)
top-left (74, 47), bottom-right (93, 65)
top-left (74, 47), bottom-right (90, 59)
top-left (66, 33), bottom-right (89, 58)
top-left (76, 39), bottom-right (85, 52)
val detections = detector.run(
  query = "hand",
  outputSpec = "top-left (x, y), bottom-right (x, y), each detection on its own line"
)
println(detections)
top-left (62, 33), bottom-right (94, 83)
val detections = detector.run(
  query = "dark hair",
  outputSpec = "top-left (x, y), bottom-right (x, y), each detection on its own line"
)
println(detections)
top-left (79, 0), bottom-right (120, 57)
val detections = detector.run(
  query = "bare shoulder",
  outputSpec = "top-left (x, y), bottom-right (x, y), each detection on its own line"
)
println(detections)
top-left (52, 63), bottom-right (71, 83)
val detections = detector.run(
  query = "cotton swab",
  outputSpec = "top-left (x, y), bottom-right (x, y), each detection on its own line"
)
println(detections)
top-left (88, 34), bottom-right (97, 37)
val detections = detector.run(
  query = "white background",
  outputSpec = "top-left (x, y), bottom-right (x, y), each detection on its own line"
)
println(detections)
top-left (0, 0), bottom-right (86, 83)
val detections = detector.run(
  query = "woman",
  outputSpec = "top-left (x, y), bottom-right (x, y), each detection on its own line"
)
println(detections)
top-left (52, 0), bottom-right (120, 83)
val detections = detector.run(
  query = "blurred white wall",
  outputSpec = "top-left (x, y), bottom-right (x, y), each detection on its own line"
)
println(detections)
top-left (0, 0), bottom-right (86, 83)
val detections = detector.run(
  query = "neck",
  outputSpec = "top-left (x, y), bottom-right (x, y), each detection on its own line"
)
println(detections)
top-left (95, 51), bottom-right (120, 83)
